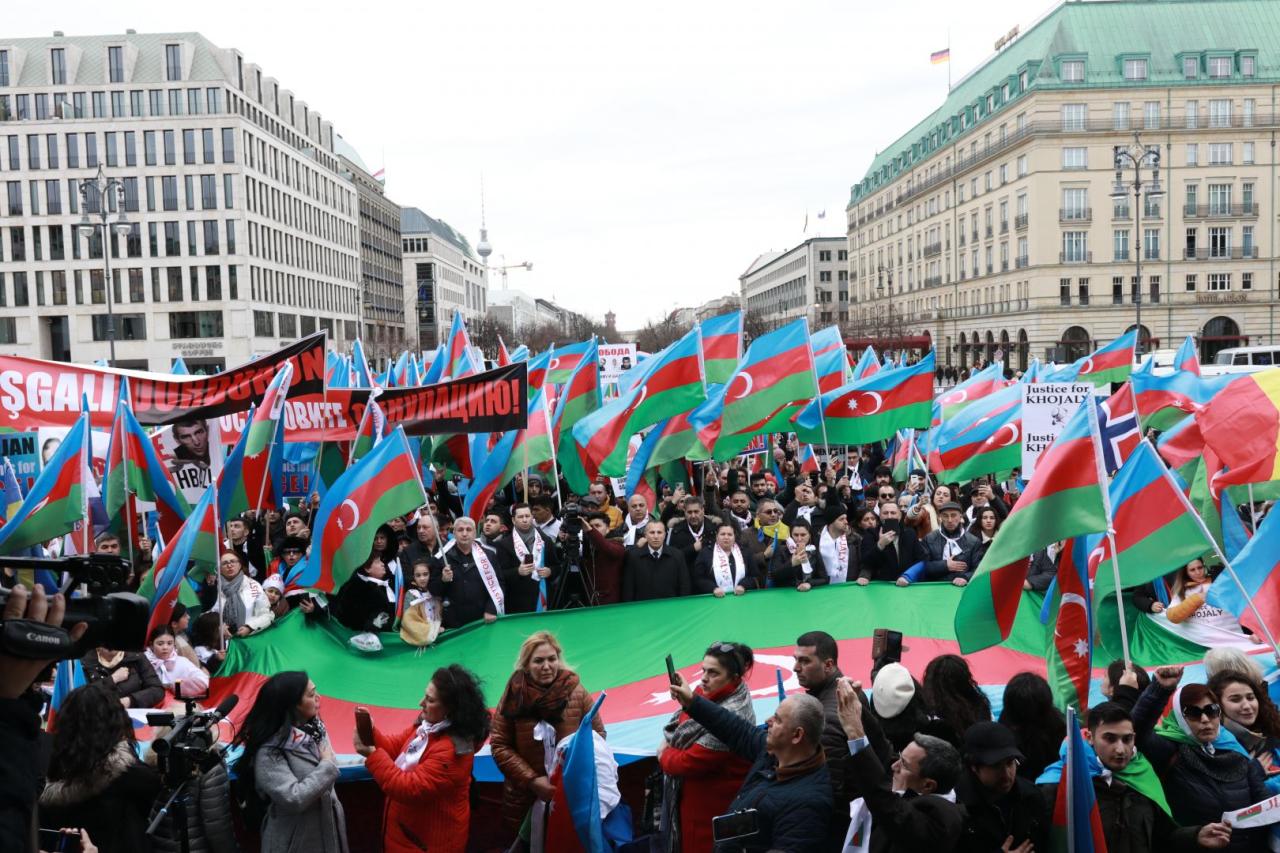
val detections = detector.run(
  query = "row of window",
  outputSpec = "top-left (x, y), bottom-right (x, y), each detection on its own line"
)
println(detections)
top-left (3, 128), bottom-right (235, 172)
top-left (253, 310), bottom-right (359, 341)
top-left (0, 219), bottom-right (235, 263)
top-left (1058, 272), bottom-right (1251, 308)
top-left (0, 266), bottom-right (237, 312)
top-left (0, 85), bottom-right (225, 123)
top-left (2, 172), bottom-right (236, 218)
top-left (1062, 53), bottom-right (1255, 85)
top-left (248, 264), bottom-right (358, 318)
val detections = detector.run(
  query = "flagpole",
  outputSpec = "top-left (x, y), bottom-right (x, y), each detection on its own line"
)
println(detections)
top-left (1085, 387), bottom-right (1132, 669)
top-left (1149, 439), bottom-right (1280, 654)
top-left (546, 396), bottom-right (563, 512)
top-left (1064, 707), bottom-right (1077, 853)
top-left (81, 408), bottom-right (92, 555)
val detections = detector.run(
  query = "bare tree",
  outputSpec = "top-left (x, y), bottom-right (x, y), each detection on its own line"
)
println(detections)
top-left (741, 309), bottom-right (773, 346)
top-left (634, 312), bottom-right (691, 354)
top-left (469, 315), bottom-right (513, 360)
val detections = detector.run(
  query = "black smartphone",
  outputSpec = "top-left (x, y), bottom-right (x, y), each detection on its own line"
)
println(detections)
top-left (871, 628), bottom-right (903, 664)
top-left (665, 654), bottom-right (678, 685)
top-left (712, 809), bottom-right (760, 842)
top-left (38, 829), bottom-right (82, 853)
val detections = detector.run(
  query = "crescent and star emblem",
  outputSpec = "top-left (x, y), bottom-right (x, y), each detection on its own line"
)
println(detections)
top-left (946, 388), bottom-right (968, 405)
top-left (336, 498), bottom-right (361, 532)
top-left (1080, 357), bottom-right (1095, 374)
top-left (548, 357), bottom-right (561, 371)
top-left (731, 372), bottom-right (755, 399)
top-left (993, 422), bottom-right (1020, 447)
top-left (847, 391), bottom-right (884, 415)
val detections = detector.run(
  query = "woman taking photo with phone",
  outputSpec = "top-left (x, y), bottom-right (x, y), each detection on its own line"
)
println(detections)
top-left (490, 631), bottom-right (605, 837)
top-left (235, 671), bottom-right (348, 853)
top-left (657, 642), bottom-right (756, 853)
top-left (353, 664), bottom-right (491, 853)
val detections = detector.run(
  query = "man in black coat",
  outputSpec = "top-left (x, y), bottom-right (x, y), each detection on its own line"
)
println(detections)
top-left (428, 517), bottom-right (504, 628)
top-left (669, 673), bottom-right (832, 851)
top-left (837, 680), bottom-right (965, 852)
top-left (665, 496), bottom-right (715, 569)
top-left (493, 503), bottom-right (562, 613)
top-left (953, 722), bottom-right (1049, 853)
top-left (861, 502), bottom-right (925, 583)
top-left (919, 502), bottom-right (980, 586)
top-left (620, 521), bottom-right (690, 602)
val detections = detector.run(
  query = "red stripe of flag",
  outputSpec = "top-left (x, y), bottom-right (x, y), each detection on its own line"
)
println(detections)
top-left (581, 353), bottom-right (702, 462)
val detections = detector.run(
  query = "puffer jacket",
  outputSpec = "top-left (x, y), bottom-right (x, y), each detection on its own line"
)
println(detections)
top-left (364, 723), bottom-right (477, 853)
top-left (147, 762), bottom-right (237, 853)
top-left (39, 741), bottom-right (163, 853)
top-left (1133, 681), bottom-right (1270, 851)
top-left (489, 674), bottom-right (605, 831)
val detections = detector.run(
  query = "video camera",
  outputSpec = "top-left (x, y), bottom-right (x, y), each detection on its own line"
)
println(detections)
top-left (147, 694), bottom-right (239, 788)
top-left (0, 554), bottom-right (150, 659)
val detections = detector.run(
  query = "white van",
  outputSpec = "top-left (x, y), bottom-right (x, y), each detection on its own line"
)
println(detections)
top-left (1201, 345), bottom-right (1280, 376)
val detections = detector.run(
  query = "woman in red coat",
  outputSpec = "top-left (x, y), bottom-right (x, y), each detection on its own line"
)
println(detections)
top-left (354, 664), bottom-right (491, 853)
top-left (657, 641), bottom-right (756, 853)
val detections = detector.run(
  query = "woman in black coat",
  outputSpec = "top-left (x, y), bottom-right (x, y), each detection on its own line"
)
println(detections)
top-left (1133, 668), bottom-right (1270, 851)
top-left (39, 681), bottom-right (162, 853)
top-left (694, 523), bottom-right (764, 596)
top-left (81, 646), bottom-right (165, 709)
top-left (767, 520), bottom-right (828, 591)
top-left (334, 556), bottom-right (397, 632)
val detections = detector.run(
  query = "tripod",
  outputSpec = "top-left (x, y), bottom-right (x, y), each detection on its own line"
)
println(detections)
top-left (147, 777), bottom-right (194, 853)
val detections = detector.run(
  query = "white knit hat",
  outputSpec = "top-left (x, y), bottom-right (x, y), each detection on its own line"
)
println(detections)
top-left (262, 574), bottom-right (285, 594)
top-left (872, 662), bottom-right (915, 719)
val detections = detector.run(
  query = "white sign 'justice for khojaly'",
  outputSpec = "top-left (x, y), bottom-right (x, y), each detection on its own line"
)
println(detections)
top-left (1020, 383), bottom-right (1093, 480)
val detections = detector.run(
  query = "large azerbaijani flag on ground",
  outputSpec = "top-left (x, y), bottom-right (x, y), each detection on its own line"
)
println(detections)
top-left (793, 351), bottom-right (935, 445)
top-left (200, 582), bottom-right (1277, 780)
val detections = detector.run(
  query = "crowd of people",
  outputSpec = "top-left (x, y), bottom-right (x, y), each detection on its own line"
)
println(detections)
top-left (2, 430), bottom-right (1279, 851)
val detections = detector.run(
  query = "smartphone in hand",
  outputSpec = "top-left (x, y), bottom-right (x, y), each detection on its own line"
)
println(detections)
top-left (666, 654), bottom-right (678, 685)
top-left (355, 706), bottom-right (374, 747)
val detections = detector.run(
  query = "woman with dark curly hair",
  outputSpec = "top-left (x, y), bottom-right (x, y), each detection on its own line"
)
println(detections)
top-left (354, 664), bottom-right (491, 853)
top-left (490, 631), bottom-right (605, 835)
top-left (1209, 668), bottom-right (1280, 781)
top-left (235, 671), bottom-right (346, 853)
top-left (922, 653), bottom-right (992, 748)
top-left (998, 672), bottom-right (1066, 780)
top-left (39, 681), bottom-right (162, 853)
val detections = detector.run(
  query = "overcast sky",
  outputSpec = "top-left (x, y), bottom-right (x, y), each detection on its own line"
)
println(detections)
top-left (28, 0), bottom-right (1046, 328)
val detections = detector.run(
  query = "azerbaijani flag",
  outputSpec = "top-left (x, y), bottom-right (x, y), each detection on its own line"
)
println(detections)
top-left (547, 339), bottom-right (596, 386)
top-left (142, 485), bottom-right (218, 637)
top-left (1045, 537), bottom-right (1095, 714)
top-left (812, 326), bottom-right (853, 394)
top-left (700, 311), bottom-right (744, 386)
top-left (497, 337), bottom-right (513, 367)
top-left (955, 397), bottom-right (1107, 652)
top-left (929, 383), bottom-right (1021, 482)
top-left (935, 361), bottom-right (1007, 424)
top-left (554, 340), bottom-right (602, 494)
top-left (570, 327), bottom-right (706, 479)
top-left (1050, 708), bottom-right (1108, 853)
top-left (420, 343), bottom-right (446, 386)
top-left (104, 377), bottom-right (190, 544)
top-left (1196, 369), bottom-right (1280, 487)
top-left (350, 338), bottom-right (375, 388)
top-left (1090, 441), bottom-right (1208, 613)
top-left (498, 388), bottom-right (555, 498)
top-left (1131, 368), bottom-right (1233, 432)
top-left (851, 346), bottom-right (881, 380)
top-left (463, 428), bottom-right (519, 523)
top-left (443, 310), bottom-right (477, 380)
top-left (1208, 496), bottom-right (1280, 638)
top-left (296, 428), bottom-right (427, 593)
top-left (793, 351), bottom-right (935, 445)
top-left (1050, 330), bottom-right (1136, 388)
top-left (0, 410), bottom-right (92, 555)
top-left (562, 692), bottom-right (609, 851)
top-left (690, 319), bottom-right (817, 460)
top-left (171, 357), bottom-right (190, 376)
top-left (349, 391), bottom-right (387, 463)
top-left (527, 349), bottom-right (554, 395)
top-left (217, 361), bottom-right (293, 521)
top-left (1175, 334), bottom-right (1200, 376)
top-left (48, 658), bottom-right (86, 731)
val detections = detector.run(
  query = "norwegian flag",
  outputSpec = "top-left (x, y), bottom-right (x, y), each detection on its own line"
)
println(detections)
top-left (1094, 381), bottom-right (1140, 474)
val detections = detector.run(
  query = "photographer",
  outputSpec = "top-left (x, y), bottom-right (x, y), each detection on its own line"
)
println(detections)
top-left (40, 681), bottom-right (162, 853)
top-left (144, 722), bottom-right (236, 853)
top-left (570, 510), bottom-right (624, 605)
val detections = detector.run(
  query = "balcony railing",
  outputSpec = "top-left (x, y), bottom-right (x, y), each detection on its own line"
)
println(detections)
top-left (1183, 203), bottom-right (1259, 219)
top-left (1060, 207), bottom-right (1092, 222)
top-left (1060, 251), bottom-right (1093, 264)
top-left (1015, 213), bottom-right (1029, 230)
top-left (1000, 221), bottom-right (1009, 234)
top-left (1114, 250), bottom-right (1131, 261)
top-left (1015, 255), bottom-right (1029, 268)
top-left (1113, 208), bottom-right (1131, 221)
top-left (985, 225), bottom-right (994, 238)
top-left (922, 242), bottom-right (942, 258)
top-left (1183, 246), bottom-right (1259, 260)
top-left (924, 275), bottom-right (943, 288)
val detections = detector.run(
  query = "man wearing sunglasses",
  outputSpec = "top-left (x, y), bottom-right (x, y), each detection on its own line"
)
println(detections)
top-left (1129, 666), bottom-right (1266, 848)
top-left (1038, 700), bottom-right (1234, 851)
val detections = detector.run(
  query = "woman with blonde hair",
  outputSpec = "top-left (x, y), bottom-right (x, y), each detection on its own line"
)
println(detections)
top-left (490, 631), bottom-right (606, 837)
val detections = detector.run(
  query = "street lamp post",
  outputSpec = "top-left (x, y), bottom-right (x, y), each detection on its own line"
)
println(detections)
top-left (1111, 133), bottom-right (1164, 356)
top-left (75, 165), bottom-right (132, 366)
top-left (877, 263), bottom-right (895, 356)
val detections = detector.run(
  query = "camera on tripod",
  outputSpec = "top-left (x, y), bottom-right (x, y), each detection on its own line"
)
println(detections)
top-left (147, 694), bottom-right (239, 787)
top-left (0, 554), bottom-right (150, 659)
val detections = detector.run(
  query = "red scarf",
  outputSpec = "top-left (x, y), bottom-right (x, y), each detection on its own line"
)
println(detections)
top-left (673, 677), bottom-right (742, 726)
top-left (499, 668), bottom-right (581, 723)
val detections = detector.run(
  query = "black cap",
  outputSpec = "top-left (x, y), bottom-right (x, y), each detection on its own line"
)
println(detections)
top-left (938, 501), bottom-right (965, 515)
top-left (280, 536), bottom-right (308, 553)
top-left (909, 468), bottom-right (927, 478)
top-left (819, 501), bottom-right (849, 528)
top-left (963, 722), bottom-right (1025, 766)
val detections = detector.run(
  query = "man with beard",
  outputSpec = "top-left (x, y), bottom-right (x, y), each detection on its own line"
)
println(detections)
top-left (725, 490), bottom-right (754, 531)
top-left (861, 501), bottom-right (924, 584)
top-left (816, 503), bottom-right (859, 585)
top-left (748, 471), bottom-right (773, 509)
top-left (911, 502), bottom-right (979, 587)
top-left (781, 481), bottom-right (820, 528)
top-left (666, 496), bottom-right (716, 568)
top-left (953, 723), bottom-right (1048, 853)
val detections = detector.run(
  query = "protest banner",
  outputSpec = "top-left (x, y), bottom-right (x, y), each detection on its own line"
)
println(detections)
top-left (1020, 382), bottom-right (1092, 479)
top-left (599, 343), bottom-right (637, 385)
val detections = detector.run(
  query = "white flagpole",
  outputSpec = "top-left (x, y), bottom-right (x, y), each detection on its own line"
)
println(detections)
top-left (1147, 439), bottom-right (1280, 655)
top-left (1085, 387), bottom-right (1131, 669)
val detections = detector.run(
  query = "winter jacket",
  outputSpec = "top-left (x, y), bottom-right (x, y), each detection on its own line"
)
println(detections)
top-left (489, 675), bottom-right (606, 831)
top-left (953, 769), bottom-right (1048, 853)
top-left (39, 740), bottom-right (163, 853)
top-left (494, 528), bottom-right (563, 613)
top-left (147, 762), bottom-right (237, 853)
top-left (621, 547), bottom-right (690, 601)
top-left (1038, 776), bottom-right (1206, 853)
top-left (252, 726), bottom-right (348, 853)
top-left (860, 526), bottom-right (925, 583)
top-left (684, 694), bottom-right (832, 852)
top-left (81, 650), bottom-right (166, 709)
top-left (1025, 547), bottom-right (1060, 592)
top-left (806, 674), bottom-right (893, 834)
top-left (920, 528), bottom-right (981, 581)
top-left (666, 519), bottom-right (717, 569)
top-left (692, 546), bottom-right (764, 594)
top-left (364, 723), bottom-right (476, 853)
top-left (658, 699), bottom-right (754, 852)
top-left (843, 741), bottom-right (964, 853)
top-left (333, 573), bottom-right (396, 632)
top-left (427, 542), bottom-right (503, 629)
top-left (214, 575), bottom-right (274, 634)
top-left (0, 696), bottom-right (41, 853)
top-left (582, 527), bottom-right (626, 605)
top-left (768, 542), bottom-right (829, 588)
top-left (1132, 681), bottom-right (1270, 851)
